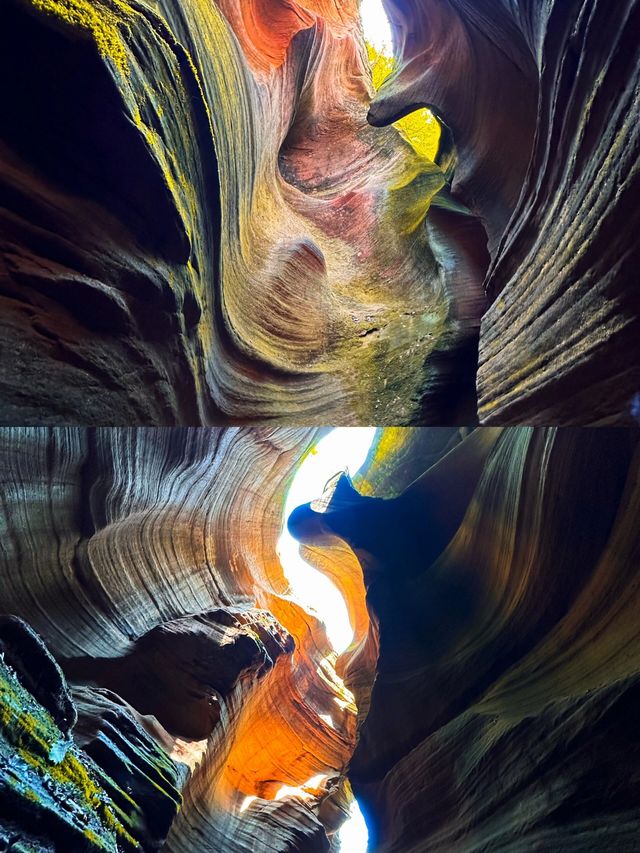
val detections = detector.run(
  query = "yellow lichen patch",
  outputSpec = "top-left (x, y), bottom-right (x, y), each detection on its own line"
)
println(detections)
top-left (386, 158), bottom-right (445, 234)
top-left (367, 427), bottom-right (413, 469)
top-left (131, 107), bottom-right (157, 148)
top-left (1, 664), bottom-right (140, 850)
top-left (130, 99), bottom-right (198, 255)
top-left (367, 41), bottom-right (395, 90)
top-left (28, 0), bottom-right (134, 75)
top-left (84, 829), bottom-right (104, 846)
top-left (366, 42), bottom-right (441, 163)
top-left (355, 428), bottom-right (415, 495)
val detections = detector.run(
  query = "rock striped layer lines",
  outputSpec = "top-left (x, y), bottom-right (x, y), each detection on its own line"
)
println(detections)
top-left (370, 0), bottom-right (640, 424)
top-left (2, 426), bottom-right (640, 851)
top-left (0, 427), bottom-right (374, 851)
top-left (292, 427), bottom-right (640, 851)
top-left (1, 0), bottom-right (639, 424)
top-left (0, 0), bottom-right (486, 425)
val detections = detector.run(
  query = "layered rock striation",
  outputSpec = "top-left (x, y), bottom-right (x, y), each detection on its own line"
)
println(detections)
top-left (0, 0), bottom-right (485, 424)
top-left (293, 427), bottom-right (640, 851)
top-left (2, 426), bottom-right (640, 850)
top-left (3, 0), bottom-right (635, 423)
top-left (371, 0), bottom-right (640, 423)
top-left (0, 427), bottom-right (375, 851)
top-left (0, 614), bottom-right (185, 851)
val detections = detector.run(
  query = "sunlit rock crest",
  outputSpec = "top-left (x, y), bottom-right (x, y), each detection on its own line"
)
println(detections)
top-left (2, 427), bottom-right (639, 850)
top-left (0, 427), bottom-right (373, 851)
top-left (293, 427), bottom-right (640, 850)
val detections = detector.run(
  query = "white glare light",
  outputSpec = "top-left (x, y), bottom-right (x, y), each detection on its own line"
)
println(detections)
top-left (339, 797), bottom-right (369, 852)
top-left (274, 774), bottom-right (327, 802)
top-left (319, 713), bottom-right (335, 729)
top-left (305, 774), bottom-right (328, 789)
top-left (239, 795), bottom-right (256, 813)
top-left (360, 0), bottom-right (393, 54)
top-left (278, 428), bottom-right (376, 654)
top-left (275, 784), bottom-right (312, 801)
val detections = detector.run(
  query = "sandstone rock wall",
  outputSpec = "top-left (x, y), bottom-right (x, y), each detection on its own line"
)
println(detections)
top-left (0, 427), bottom-right (373, 850)
top-left (292, 427), bottom-right (640, 850)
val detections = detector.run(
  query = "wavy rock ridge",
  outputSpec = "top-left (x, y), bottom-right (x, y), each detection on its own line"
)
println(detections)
top-left (0, 427), bottom-right (373, 851)
top-left (4, 0), bottom-right (635, 423)
top-left (293, 426), bottom-right (640, 851)
top-left (2, 426), bottom-right (640, 851)
top-left (370, 0), bottom-right (640, 423)
top-left (0, 0), bottom-right (487, 424)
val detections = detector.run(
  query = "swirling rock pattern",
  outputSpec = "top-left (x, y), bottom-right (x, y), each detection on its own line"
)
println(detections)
top-left (0, 427), bottom-right (372, 851)
top-left (0, 0), bottom-right (488, 425)
top-left (2, 426), bottom-right (639, 851)
top-left (293, 427), bottom-right (640, 851)
top-left (3, 0), bottom-right (637, 424)
top-left (1, 0), bottom-right (638, 423)
top-left (372, 0), bottom-right (640, 423)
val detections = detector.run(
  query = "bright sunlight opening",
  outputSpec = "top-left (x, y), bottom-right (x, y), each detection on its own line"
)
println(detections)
top-left (274, 774), bottom-right (327, 802)
top-left (361, 0), bottom-right (441, 163)
top-left (276, 428), bottom-right (374, 851)
top-left (360, 0), bottom-right (393, 55)
top-left (277, 427), bottom-right (376, 654)
top-left (339, 796), bottom-right (369, 852)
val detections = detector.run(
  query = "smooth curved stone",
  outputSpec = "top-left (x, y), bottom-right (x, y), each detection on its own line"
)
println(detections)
top-left (2, 427), bottom-right (640, 850)
top-left (2, 0), bottom-right (637, 422)
top-left (65, 608), bottom-right (295, 740)
top-left (371, 0), bottom-right (640, 423)
top-left (312, 427), bottom-right (640, 851)
top-left (0, 0), bottom-right (486, 424)
top-left (0, 427), bottom-right (369, 851)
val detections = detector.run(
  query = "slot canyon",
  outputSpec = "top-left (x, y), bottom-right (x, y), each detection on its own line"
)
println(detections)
top-left (1, 0), bottom-right (639, 425)
top-left (1, 426), bottom-right (640, 851)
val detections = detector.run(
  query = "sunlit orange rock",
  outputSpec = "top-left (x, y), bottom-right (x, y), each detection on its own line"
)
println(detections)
top-left (2, 427), bottom-right (640, 849)
top-left (0, 427), bottom-right (373, 850)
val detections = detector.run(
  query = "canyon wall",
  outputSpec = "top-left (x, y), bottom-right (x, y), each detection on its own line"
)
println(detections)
top-left (293, 427), bottom-right (640, 850)
top-left (371, 0), bottom-right (640, 423)
top-left (3, 0), bottom-right (635, 423)
top-left (0, 427), bottom-right (376, 850)
top-left (2, 426), bottom-right (639, 850)
top-left (0, 0), bottom-right (485, 425)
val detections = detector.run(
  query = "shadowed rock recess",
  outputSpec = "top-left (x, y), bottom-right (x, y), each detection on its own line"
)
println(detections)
top-left (1, 0), bottom-right (638, 424)
top-left (1, 426), bottom-right (640, 851)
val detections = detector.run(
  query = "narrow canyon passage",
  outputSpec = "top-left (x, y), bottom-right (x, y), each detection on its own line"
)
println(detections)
top-left (1, 2), bottom-right (639, 851)
top-left (1, 0), bottom-right (637, 424)
top-left (0, 427), bottom-right (383, 852)
top-left (1, 427), bottom-right (640, 851)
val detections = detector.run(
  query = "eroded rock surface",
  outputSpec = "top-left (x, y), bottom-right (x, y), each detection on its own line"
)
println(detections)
top-left (2, 426), bottom-right (639, 851)
top-left (0, 615), bottom-right (184, 852)
top-left (0, 427), bottom-right (371, 850)
top-left (0, 0), bottom-right (487, 425)
top-left (293, 427), bottom-right (640, 850)
top-left (1, 0), bottom-right (637, 423)
top-left (371, 0), bottom-right (640, 423)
